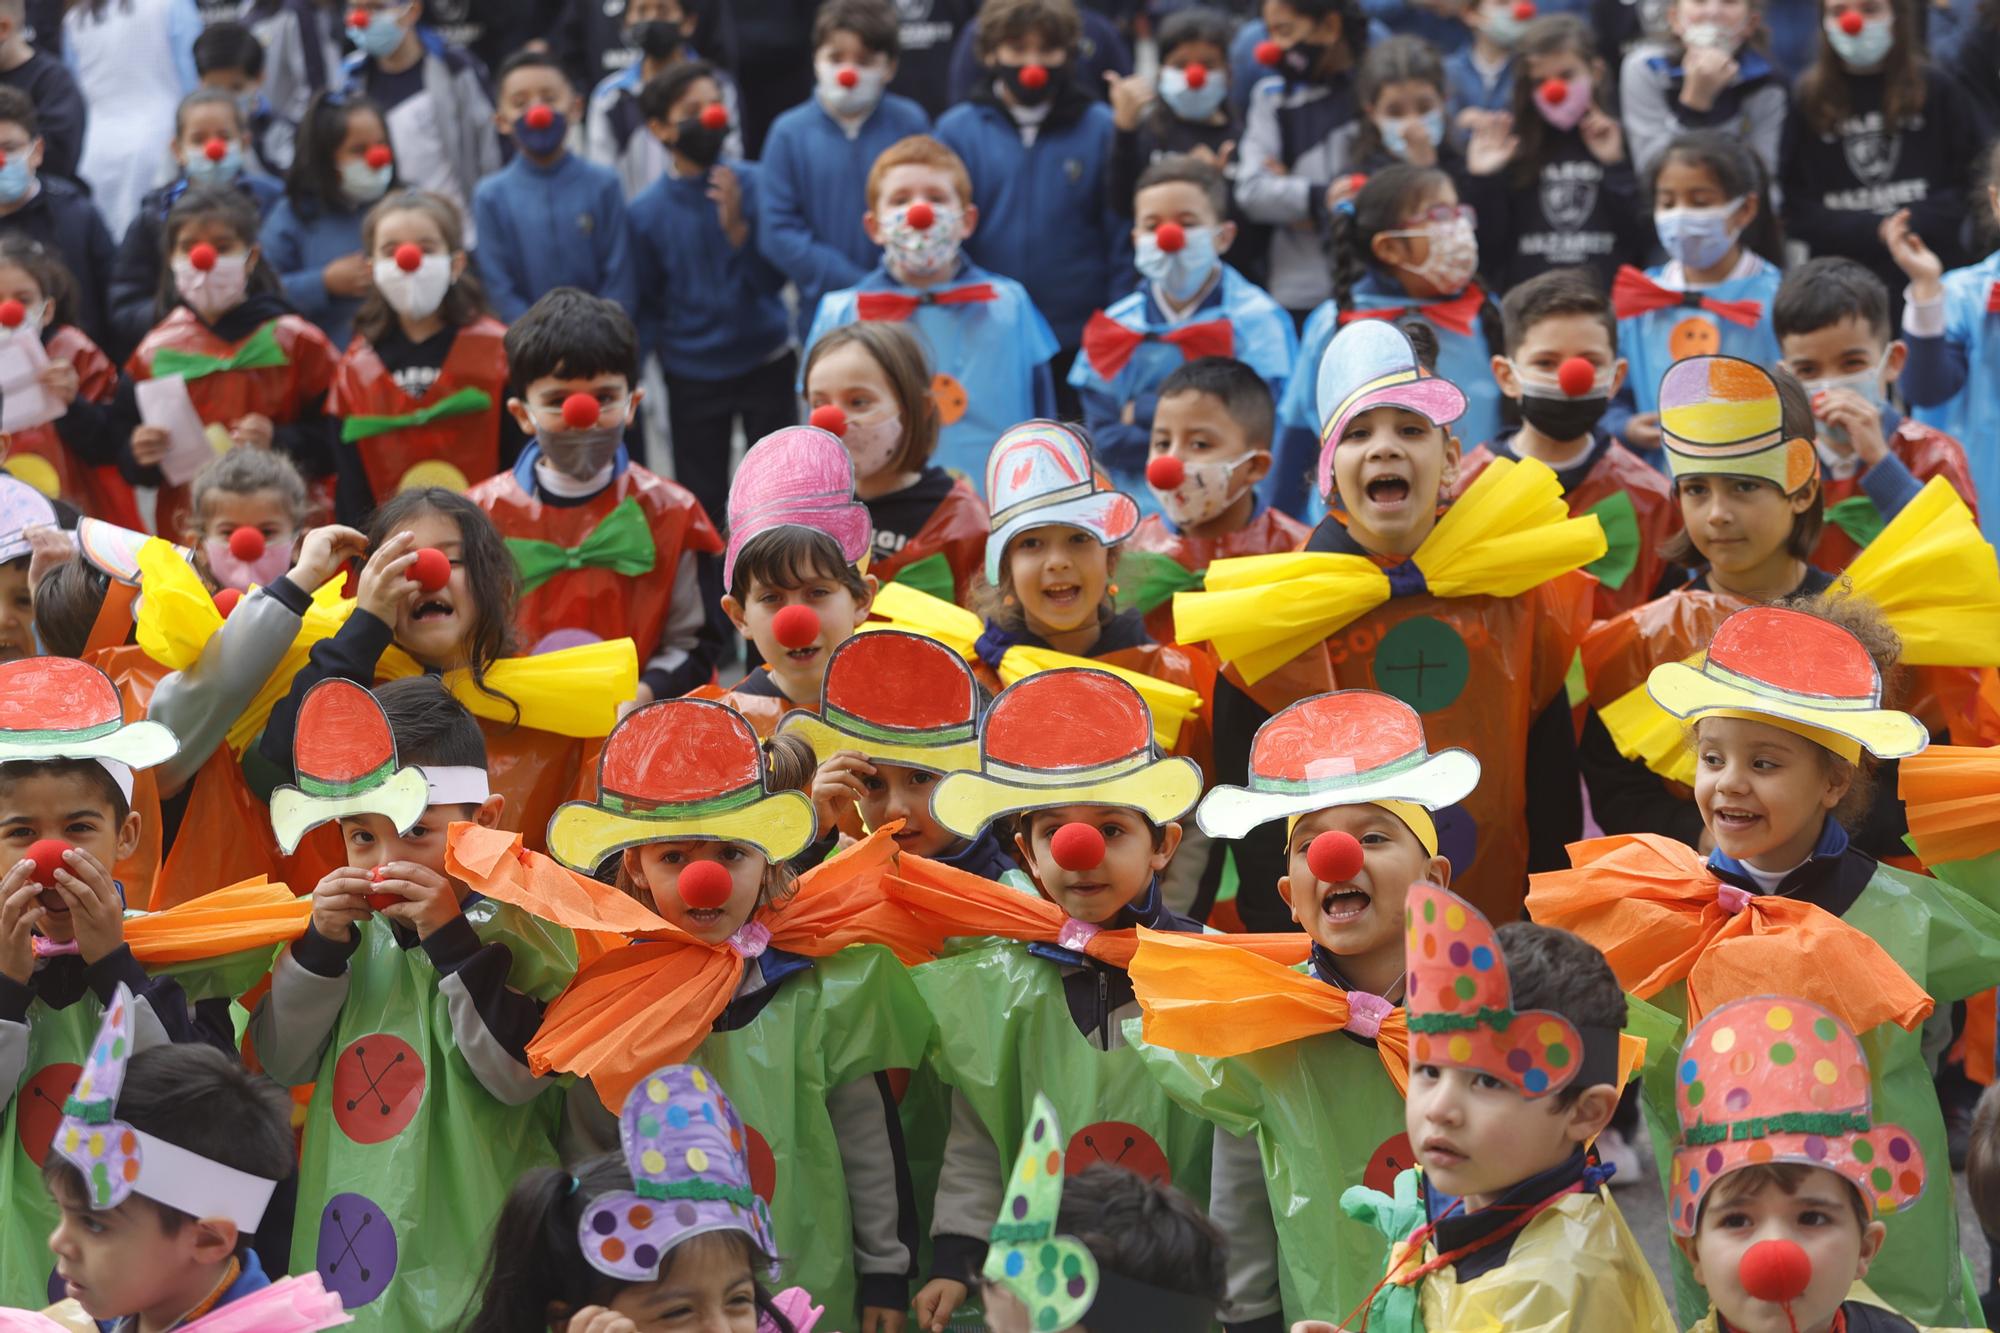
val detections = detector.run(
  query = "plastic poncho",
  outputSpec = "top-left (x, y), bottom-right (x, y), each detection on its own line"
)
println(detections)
top-left (867, 474), bottom-right (991, 608)
top-left (1683, 1281), bottom-right (1988, 1333)
top-left (1616, 258), bottom-right (1783, 425)
top-left (1814, 421), bottom-right (1978, 572)
top-left (330, 316), bottom-right (509, 504)
top-left (1119, 508), bottom-right (1310, 648)
top-left (2, 325), bottom-right (139, 529)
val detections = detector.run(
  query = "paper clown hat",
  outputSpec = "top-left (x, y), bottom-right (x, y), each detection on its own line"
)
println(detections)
top-left (776, 630), bottom-right (982, 774)
top-left (983, 420), bottom-right (1140, 584)
top-left (268, 680), bottom-right (430, 854)
top-left (0, 657), bottom-right (176, 798)
top-left (985, 1093), bottom-right (1100, 1332)
top-left (0, 473), bottom-right (56, 564)
top-left (549, 698), bottom-right (815, 871)
top-left (53, 983), bottom-right (280, 1232)
top-left (723, 426), bottom-right (870, 588)
top-left (1668, 995), bottom-right (1925, 1237)
top-left (1196, 690), bottom-right (1479, 841)
top-left (1658, 356), bottom-right (1817, 494)
top-left (1646, 605), bottom-right (1926, 764)
top-left (1314, 320), bottom-right (1467, 499)
top-left (930, 668), bottom-right (1201, 840)
top-left (578, 1062), bottom-right (778, 1281)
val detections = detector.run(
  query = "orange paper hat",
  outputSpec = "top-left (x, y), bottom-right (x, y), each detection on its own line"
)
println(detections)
top-left (267, 680), bottom-right (429, 854)
top-left (1669, 995), bottom-right (1925, 1237)
top-left (0, 657), bottom-right (177, 798)
top-left (1658, 356), bottom-right (1817, 494)
top-left (547, 699), bottom-right (815, 872)
top-left (1525, 833), bottom-right (1934, 1035)
top-left (929, 668), bottom-right (1201, 839)
top-left (776, 631), bottom-right (982, 774)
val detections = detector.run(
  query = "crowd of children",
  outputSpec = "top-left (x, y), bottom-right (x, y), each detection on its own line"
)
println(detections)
top-left (3, 0), bottom-right (2000, 1331)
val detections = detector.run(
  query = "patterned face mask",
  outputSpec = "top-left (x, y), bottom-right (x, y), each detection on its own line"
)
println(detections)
top-left (878, 202), bottom-right (963, 279)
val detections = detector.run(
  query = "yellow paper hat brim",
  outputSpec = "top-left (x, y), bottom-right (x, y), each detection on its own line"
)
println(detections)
top-left (930, 754), bottom-right (1203, 840)
top-left (1646, 660), bottom-right (1928, 760)
top-left (546, 789), bottom-right (816, 872)
top-left (776, 711), bottom-right (983, 776)
top-left (268, 764), bottom-right (430, 855)
top-left (0, 718), bottom-right (179, 772)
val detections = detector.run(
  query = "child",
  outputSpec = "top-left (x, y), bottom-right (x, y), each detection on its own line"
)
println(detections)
top-left (759, 0), bottom-right (930, 340)
top-left (1126, 689), bottom-right (1473, 1326)
top-left (468, 288), bottom-right (720, 701)
top-left (259, 91), bottom-right (395, 349)
top-left (337, 0), bottom-right (499, 239)
top-left (1122, 356), bottom-right (1308, 645)
top-left (1235, 0), bottom-right (1368, 318)
top-left (1446, 0), bottom-right (1524, 119)
top-left (193, 20), bottom-right (281, 176)
top-left (805, 133), bottom-right (1058, 487)
top-left (1464, 267), bottom-right (1682, 619)
top-left (704, 426), bottom-right (877, 735)
top-left (892, 667), bottom-right (1211, 1332)
top-left (122, 185), bottom-right (338, 541)
top-left (1106, 8), bottom-right (1242, 225)
top-left (1270, 165), bottom-right (1499, 520)
top-left (458, 1064), bottom-right (809, 1333)
top-left (0, 0), bottom-right (81, 185)
top-left (107, 88), bottom-right (283, 361)
top-left (1072, 155), bottom-right (1296, 509)
top-left (803, 322), bottom-right (989, 603)
top-left (1672, 996), bottom-right (1968, 1333)
top-left (1342, 36), bottom-right (1462, 176)
top-left (1533, 599), bottom-right (2000, 1327)
top-left (0, 479), bottom-right (53, 667)
top-left (1609, 130), bottom-right (1783, 458)
top-left (184, 447), bottom-right (310, 595)
top-left (331, 189), bottom-right (508, 524)
top-left (631, 60), bottom-right (794, 534)
top-left (452, 699), bottom-right (936, 1326)
top-left (0, 87), bottom-right (114, 347)
top-left (474, 52), bottom-right (635, 324)
top-left (584, 0), bottom-right (742, 199)
top-left (1619, 0), bottom-right (1787, 176)
top-left (1175, 319), bottom-right (1601, 931)
top-left (43, 992), bottom-right (296, 1329)
top-left (246, 676), bottom-right (574, 1330)
top-left (1776, 254), bottom-right (1976, 570)
top-left (936, 0), bottom-right (1125, 403)
top-left (1346, 882), bottom-right (1674, 1328)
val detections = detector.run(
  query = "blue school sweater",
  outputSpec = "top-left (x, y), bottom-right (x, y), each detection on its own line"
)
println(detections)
top-left (1605, 256), bottom-right (1782, 455)
top-left (631, 160), bottom-right (791, 381)
top-left (471, 150), bottom-right (635, 323)
top-left (259, 193), bottom-right (367, 348)
top-left (1904, 246), bottom-right (2000, 539)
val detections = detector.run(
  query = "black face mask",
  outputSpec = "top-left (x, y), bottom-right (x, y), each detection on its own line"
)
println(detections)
top-left (996, 60), bottom-right (1065, 106)
top-left (674, 117), bottom-right (727, 169)
top-left (1281, 39), bottom-right (1327, 80)
top-left (630, 19), bottom-right (683, 61)
top-left (1517, 392), bottom-right (1607, 444)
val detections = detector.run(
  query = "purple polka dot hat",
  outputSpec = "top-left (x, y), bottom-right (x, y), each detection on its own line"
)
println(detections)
top-left (578, 1063), bottom-right (777, 1281)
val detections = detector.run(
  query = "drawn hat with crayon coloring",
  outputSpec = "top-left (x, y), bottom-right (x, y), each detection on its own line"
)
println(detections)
top-left (776, 630), bottom-right (983, 774)
top-left (983, 420), bottom-right (1139, 584)
top-left (1658, 355), bottom-right (1817, 493)
top-left (1313, 320), bottom-right (1466, 500)
top-left (723, 427), bottom-right (871, 588)
top-left (267, 679), bottom-right (433, 854)
top-left (0, 656), bottom-right (177, 801)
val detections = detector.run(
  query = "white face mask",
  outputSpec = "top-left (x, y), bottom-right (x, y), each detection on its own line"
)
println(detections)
top-left (815, 59), bottom-right (887, 119)
top-left (373, 253), bottom-right (452, 320)
top-left (1801, 351), bottom-right (1888, 472)
top-left (1386, 215), bottom-right (1479, 294)
top-left (1148, 453), bottom-right (1254, 528)
top-left (0, 298), bottom-right (45, 339)
top-left (841, 409), bottom-right (904, 479)
top-left (173, 253), bottom-right (250, 320)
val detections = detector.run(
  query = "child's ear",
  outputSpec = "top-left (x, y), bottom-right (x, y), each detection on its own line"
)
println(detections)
top-left (1426, 851), bottom-right (1451, 887)
top-left (1854, 1218), bottom-right (1888, 1275)
top-left (960, 203), bottom-right (980, 239)
top-left (474, 793), bottom-right (505, 829)
top-left (862, 209), bottom-right (883, 245)
top-left (1883, 339), bottom-right (1907, 384)
top-left (1241, 449), bottom-right (1273, 485)
top-left (27, 137), bottom-right (42, 173)
top-left (244, 243), bottom-right (261, 275)
top-left (1566, 1083), bottom-right (1621, 1144)
top-left (449, 250), bottom-right (468, 282)
top-left (187, 1218), bottom-right (238, 1265)
top-left (851, 573), bottom-right (879, 627)
top-left (1490, 353), bottom-right (1520, 397)
top-left (1675, 1231), bottom-right (1706, 1288)
top-left (1609, 356), bottom-right (1629, 399)
top-left (720, 593), bottom-right (750, 636)
top-left (115, 809), bottom-right (142, 863)
top-left (1214, 219), bottom-right (1237, 255)
top-left (1370, 231), bottom-right (1405, 268)
top-left (505, 396), bottom-right (539, 437)
top-left (1148, 820), bottom-right (1184, 871)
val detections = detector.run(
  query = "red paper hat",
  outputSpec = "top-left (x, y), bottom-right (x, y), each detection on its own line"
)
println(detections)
top-left (0, 656), bottom-right (176, 770)
top-left (1669, 995), bottom-right (1925, 1237)
top-left (930, 668), bottom-right (1200, 838)
top-left (267, 680), bottom-right (428, 853)
top-left (548, 699), bottom-right (814, 869)
top-left (776, 631), bottom-right (982, 773)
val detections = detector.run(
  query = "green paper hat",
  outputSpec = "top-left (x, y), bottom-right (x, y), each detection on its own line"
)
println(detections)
top-left (268, 680), bottom-right (429, 854)
top-left (985, 1093), bottom-right (1099, 1331)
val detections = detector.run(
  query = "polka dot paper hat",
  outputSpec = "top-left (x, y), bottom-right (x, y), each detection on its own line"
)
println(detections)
top-left (579, 1062), bottom-right (777, 1282)
top-left (983, 1092), bottom-right (1099, 1332)
top-left (1668, 995), bottom-right (1925, 1238)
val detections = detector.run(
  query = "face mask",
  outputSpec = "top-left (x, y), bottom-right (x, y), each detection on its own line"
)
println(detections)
top-left (1134, 224), bottom-right (1220, 303)
top-left (348, 6), bottom-right (406, 59)
top-left (1825, 12), bottom-right (1893, 67)
top-left (1157, 65), bottom-right (1228, 121)
top-left (341, 158), bottom-right (393, 205)
top-left (1681, 20), bottom-right (1740, 49)
top-left (1534, 71), bottom-right (1593, 130)
top-left (1655, 198), bottom-right (1744, 272)
top-left (535, 400), bottom-right (629, 481)
top-left (0, 157), bottom-right (32, 205)
top-left (1150, 454), bottom-right (1253, 528)
top-left (1281, 40), bottom-right (1326, 80)
top-left (842, 410), bottom-right (904, 479)
top-left (173, 253), bottom-right (249, 320)
top-left (673, 116), bottom-right (728, 169)
top-left (878, 201), bottom-right (963, 278)
top-left (629, 19), bottom-right (682, 61)
top-left (1377, 109), bottom-right (1447, 161)
top-left (815, 59), bottom-right (886, 119)
top-left (1802, 353), bottom-right (1887, 461)
top-left (997, 61), bottom-right (1064, 106)
top-left (185, 141), bottom-right (242, 187)
top-left (0, 298), bottom-right (44, 339)
top-left (514, 106), bottom-right (568, 157)
top-left (204, 533), bottom-right (293, 591)
top-left (373, 253), bottom-right (451, 320)
top-left (1509, 359), bottom-right (1614, 441)
top-left (1484, 5), bottom-right (1530, 46)
top-left (1388, 215), bottom-right (1479, 294)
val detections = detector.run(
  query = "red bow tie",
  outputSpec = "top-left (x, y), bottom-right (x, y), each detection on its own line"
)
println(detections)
top-left (1611, 265), bottom-right (1763, 328)
top-left (855, 283), bottom-right (998, 321)
top-left (1982, 281), bottom-right (2000, 313)
top-left (1337, 285), bottom-right (1487, 338)
top-left (1081, 312), bottom-right (1235, 379)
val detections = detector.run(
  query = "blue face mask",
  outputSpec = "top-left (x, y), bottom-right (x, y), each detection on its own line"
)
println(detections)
top-left (1157, 65), bottom-right (1229, 122)
top-left (1135, 224), bottom-right (1221, 303)
top-left (513, 107), bottom-right (569, 158)
top-left (1377, 109), bottom-right (1447, 161)
top-left (0, 157), bottom-right (33, 205)
top-left (340, 158), bottom-right (392, 204)
top-left (1654, 198), bottom-right (1745, 272)
top-left (348, 7), bottom-right (407, 60)
top-left (1825, 13), bottom-right (1894, 68)
top-left (185, 141), bottom-right (242, 187)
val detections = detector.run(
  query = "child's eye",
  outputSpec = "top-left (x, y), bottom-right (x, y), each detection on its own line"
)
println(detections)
top-left (65, 820), bottom-right (98, 837)
top-left (407, 823), bottom-right (431, 839)
top-left (1716, 1210), bottom-right (1753, 1229)
top-left (1473, 1072), bottom-right (1506, 1090)
top-left (719, 846), bottom-right (747, 863)
top-left (660, 849), bottom-right (684, 864)
top-left (1413, 1063), bottom-right (1440, 1080)
top-left (861, 774), bottom-right (885, 793)
top-left (908, 770), bottom-right (937, 788)
top-left (1799, 1209), bottom-right (1833, 1226)
top-left (1360, 831), bottom-right (1390, 846)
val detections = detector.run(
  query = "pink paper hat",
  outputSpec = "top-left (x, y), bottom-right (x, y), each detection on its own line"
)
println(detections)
top-left (983, 420), bottom-right (1139, 584)
top-left (1314, 320), bottom-right (1467, 500)
top-left (723, 426), bottom-right (871, 587)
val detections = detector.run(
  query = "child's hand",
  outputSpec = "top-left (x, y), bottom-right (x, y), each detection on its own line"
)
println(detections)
top-left (1578, 106), bottom-right (1624, 164)
top-left (322, 252), bottom-right (373, 299)
top-left (1813, 385), bottom-right (1889, 465)
top-left (310, 867), bottom-right (376, 943)
top-left (1880, 209), bottom-right (1943, 300)
top-left (811, 749), bottom-right (874, 836)
top-left (561, 1308), bottom-right (640, 1333)
top-left (355, 530), bottom-right (421, 624)
top-left (1186, 139), bottom-right (1234, 171)
top-left (369, 861), bottom-right (463, 940)
top-left (50, 846), bottom-right (123, 964)
top-left (863, 1307), bottom-right (908, 1333)
top-left (1103, 69), bottom-right (1154, 131)
top-left (1399, 117), bottom-right (1439, 168)
top-left (1677, 44), bottom-right (1739, 111)
top-left (289, 524), bottom-right (369, 593)
top-left (39, 357), bottom-right (79, 406)
top-left (229, 413), bottom-right (274, 449)
top-left (1464, 112), bottom-right (1518, 176)
top-left (0, 861), bottom-right (43, 985)
top-left (129, 424), bottom-right (170, 466)
top-left (707, 165), bottom-right (747, 247)
top-left (912, 1278), bottom-right (967, 1333)
top-left (1623, 412), bottom-right (1661, 450)
top-left (1323, 174), bottom-right (1363, 215)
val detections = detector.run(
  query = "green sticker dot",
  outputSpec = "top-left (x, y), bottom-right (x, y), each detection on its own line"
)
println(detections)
top-left (1546, 1043), bottom-right (1571, 1068)
top-left (91, 1162), bottom-right (109, 1200)
top-left (1062, 1255), bottom-right (1081, 1279)
top-left (1454, 975), bottom-right (1477, 1000)
top-left (1038, 1243), bottom-right (1057, 1271)
top-left (1037, 1272), bottom-right (1056, 1297)
top-left (1686, 1080), bottom-right (1704, 1106)
top-left (638, 1114), bottom-right (659, 1136)
top-left (1814, 1018), bottom-right (1838, 1042)
top-left (1424, 900), bottom-right (1436, 923)
top-left (1769, 1043), bottom-right (1795, 1065)
top-left (1038, 1309), bottom-right (1058, 1331)
top-left (1853, 1140), bottom-right (1874, 1163)
top-left (1872, 1167), bottom-right (1891, 1191)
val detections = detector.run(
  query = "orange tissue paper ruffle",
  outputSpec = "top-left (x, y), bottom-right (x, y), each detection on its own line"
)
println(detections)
top-left (125, 876), bottom-right (311, 963)
top-left (1899, 744), bottom-right (2000, 868)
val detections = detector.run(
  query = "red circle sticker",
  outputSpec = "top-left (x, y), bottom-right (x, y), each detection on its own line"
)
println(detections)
top-left (1067, 1122), bottom-right (1171, 1185)
top-left (743, 1123), bottom-right (777, 1205)
top-left (1364, 1132), bottom-right (1417, 1194)
top-left (331, 1035), bottom-right (425, 1144)
top-left (17, 1063), bottom-right (81, 1165)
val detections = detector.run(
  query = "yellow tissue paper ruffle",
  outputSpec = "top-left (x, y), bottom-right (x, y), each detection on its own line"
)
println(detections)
top-left (378, 638), bottom-right (636, 739)
top-left (1601, 477), bottom-right (2000, 784)
top-left (862, 581), bottom-right (1201, 748)
top-left (1172, 457), bottom-right (1608, 683)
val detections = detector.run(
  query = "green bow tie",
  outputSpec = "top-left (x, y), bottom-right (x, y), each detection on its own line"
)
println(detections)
top-left (889, 551), bottom-right (956, 602)
top-left (1825, 495), bottom-right (1886, 549)
top-left (504, 496), bottom-right (657, 593)
top-left (151, 323), bottom-right (289, 383)
top-left (1581, 490), bottom-right (1640, 592)
top-left (1113, 548), bottom-right (1208, 615)
top-left (341, 386), bottom-right (492, 443)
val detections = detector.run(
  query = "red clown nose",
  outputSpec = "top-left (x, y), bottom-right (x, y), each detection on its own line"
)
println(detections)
top-left (1556, 357), bottom-right (1598, 397)
top-left (699, 103), bottom-right (729, 130)
top-left (213, 587), bottom-right (242, 618)
top-left (1513, 0), bottom-right (1536, 17)
top-left (203, 137), bottom-right (228, 162)
top-left (1738, 1239), bottom-right (1812, 1306)
top-left (677, 859), bottom-right (734, 909)
top-left (771, 603), bottom-right (821, 650)
top-left (228, 526), bottom-right (266, 561)
top-left (1308, 829), bottom-right (1365, 884)
top-left (1019, 63), bottom-right (1049, 90)
top-left (0, 300), bottom-right (25, 328)
top-left (409, 547), bottom-right (451, 592)
top-left (905, 200), bottom-right (935, 230)
top-left (1838, 10), bottom-right (1865, 32)
top-left (188, 243), bottom-right (218, 272)
top-left (809, 404), bottom-right (848, 436)
top-left (562, 393), bottom-right (601, 429)
top-left (1538, 77), bottom-right (1569, 104)
top-left (1154, 221), bottom-right (1186, 252)
top-left (837, 66), bottom-right (859, 88)
top-left (1051, 822), bottom-right (1105, 872)
top-left (1184, 62), bottom-right (1208, 88)
top-left (394, 243), bottom-right (423, 272)
top-left (365, 143), bottom-right (393, 169)
top-left (1145, 454), bottom-right (1186, 491)
top-left (524, 103), bottom-right (554, 131)
top-left (1254, 39), bottom-right (1282, 65)
top-left (26, 837), bottom-right (71, 908)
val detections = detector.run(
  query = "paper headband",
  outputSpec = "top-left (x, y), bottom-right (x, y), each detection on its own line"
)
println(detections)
top-left (268, 680), bottom-right (429, 854)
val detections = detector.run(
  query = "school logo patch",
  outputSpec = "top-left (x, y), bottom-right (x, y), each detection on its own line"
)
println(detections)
top-left (331, 1034), bottom-right (425, 1144)
top-left (1540, 161), bottom-right (1600, 230)
top-left (1842, 127), bottom-right (1900, 186)
top-left (1067, 1122), bottom-right (1171, 1184)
